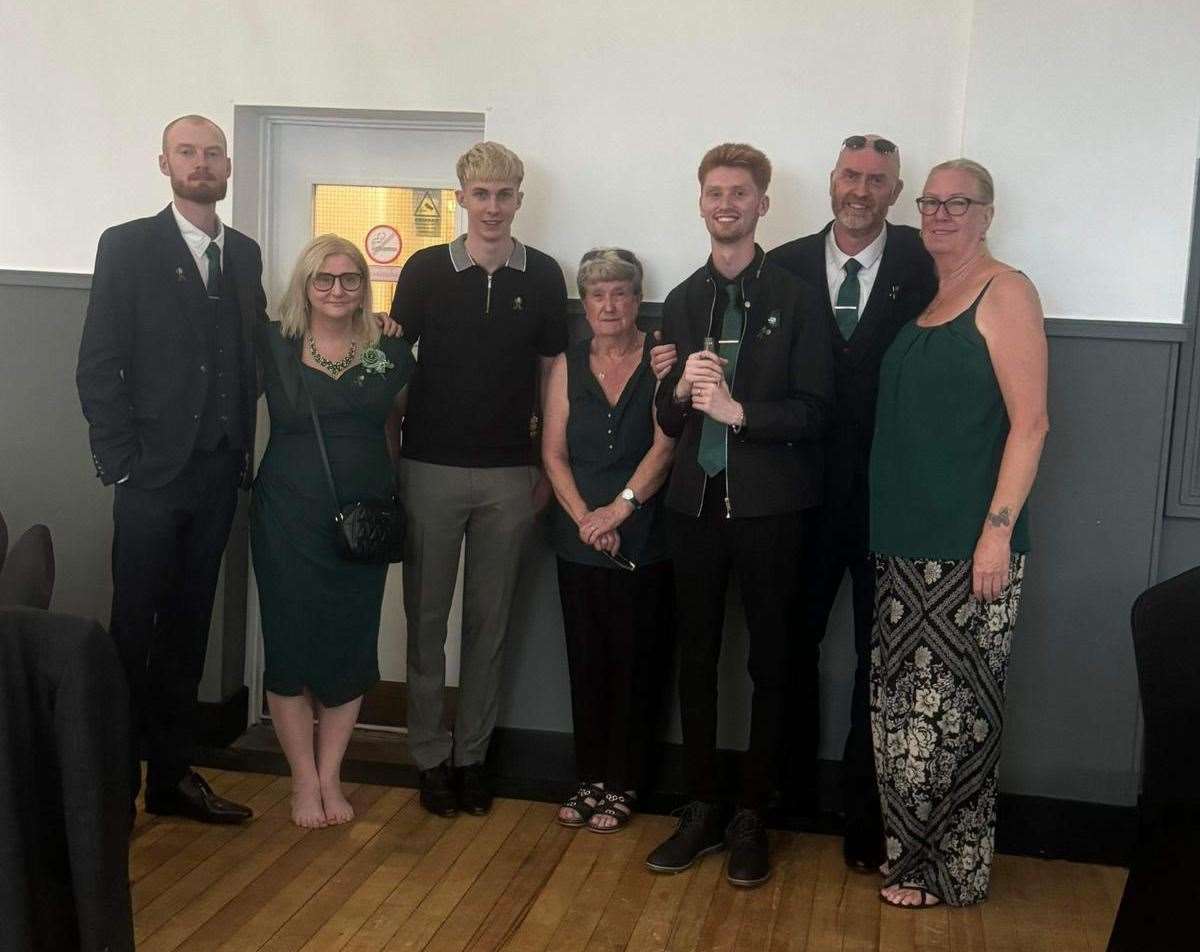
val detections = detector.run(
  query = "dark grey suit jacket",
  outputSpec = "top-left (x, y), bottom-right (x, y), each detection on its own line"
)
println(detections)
top-left (768, 222), bottom-right (937, 523)
top-left (76, 205), bottom-right (266, 489)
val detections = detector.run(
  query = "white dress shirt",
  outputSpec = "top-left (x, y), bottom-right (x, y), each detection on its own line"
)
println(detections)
top-left (171, 202), bottom-right (225, 284)
top-left (825, 224), bottom-right (887, 314)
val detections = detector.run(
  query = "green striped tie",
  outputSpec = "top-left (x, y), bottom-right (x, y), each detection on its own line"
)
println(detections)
top-left (697, 283), bottom-right (743, 477)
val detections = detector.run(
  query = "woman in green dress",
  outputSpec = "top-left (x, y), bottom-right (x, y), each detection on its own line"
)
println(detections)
top-left (869, 160), bottom-right (1049, 907)
top-left (252, 234), bottom-right (413, 829)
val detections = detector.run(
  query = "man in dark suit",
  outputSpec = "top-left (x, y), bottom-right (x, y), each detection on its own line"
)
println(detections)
top-left (766, 135), bottom-right (937, 870)
top-left (76, 115), bottom-right (264, 824)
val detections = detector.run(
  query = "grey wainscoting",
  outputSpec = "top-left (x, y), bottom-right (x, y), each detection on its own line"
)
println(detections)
top-left (0, 271), bottom-right (245, 704)
top-left (4, 270), bottom-right (1199, 806)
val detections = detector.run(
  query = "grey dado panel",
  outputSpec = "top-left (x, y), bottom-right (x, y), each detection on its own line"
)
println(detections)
top-left (1001, 336), bottom-right (1177, 805)
top-left (7, 270), bottom-right (1200, 807)
top-left (0, 275), bottom-right (237, 703)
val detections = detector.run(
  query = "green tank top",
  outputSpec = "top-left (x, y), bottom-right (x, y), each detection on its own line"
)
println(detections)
top-left (869, 276), bottom-right (1030, 560)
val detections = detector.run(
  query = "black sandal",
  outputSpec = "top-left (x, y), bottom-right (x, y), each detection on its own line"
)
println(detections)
top-left (880, 884), bottom-right (942, 909)
top-left (558, 783), bottom-right (603, 828)
top-left (588, 790), bottom-right (637, 834)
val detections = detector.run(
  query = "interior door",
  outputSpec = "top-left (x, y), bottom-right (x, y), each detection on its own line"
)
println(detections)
top-left (249, 113), bottom-right (482, 728)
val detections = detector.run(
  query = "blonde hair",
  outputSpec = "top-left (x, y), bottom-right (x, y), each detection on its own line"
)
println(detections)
top-left (698, 143), bottom-right (772, 193)
top-left (456, 141), bottom-right (525, 187)
top-left (577, 248), bottom-right (644, 297)
top-left (278, 234), bottom-right (378, 344)
top-left (928, 158), bottom-right (994, 204)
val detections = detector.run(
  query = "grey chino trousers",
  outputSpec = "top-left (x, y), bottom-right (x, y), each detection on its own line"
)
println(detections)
top-left (400, 459), bottom-right (538, 770)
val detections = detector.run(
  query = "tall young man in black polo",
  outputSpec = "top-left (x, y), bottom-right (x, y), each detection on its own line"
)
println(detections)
top-left (646, 144), bottom-right (834, 886)
top-left (767, 135), bottom-right (937, 871)
top-left (389, 142), bottom-right (568, 817)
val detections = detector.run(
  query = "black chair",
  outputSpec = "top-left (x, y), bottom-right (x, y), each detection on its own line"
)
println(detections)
top-left (0, 606), bottom-right (134, 951)
top-left (0, 523), bottom-right (55, 609)
top-left (1107, 564), bottom-right (1200, 950)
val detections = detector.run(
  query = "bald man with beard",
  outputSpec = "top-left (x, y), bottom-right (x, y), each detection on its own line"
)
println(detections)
top-left (77, 115), bottom-right (265, 825)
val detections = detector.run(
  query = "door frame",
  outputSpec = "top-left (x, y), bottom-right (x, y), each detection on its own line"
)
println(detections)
top-left (231, 105), bottom-right (484, 730)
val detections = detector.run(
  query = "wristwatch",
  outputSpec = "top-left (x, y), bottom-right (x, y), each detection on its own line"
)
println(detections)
top-left (620, 487), bottom-right (642, 510)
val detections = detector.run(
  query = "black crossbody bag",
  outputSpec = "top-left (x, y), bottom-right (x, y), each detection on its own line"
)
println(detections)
top-left (302, 375), bottom-right (406, 564)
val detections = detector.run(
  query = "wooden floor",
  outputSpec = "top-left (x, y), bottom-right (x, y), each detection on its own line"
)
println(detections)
top-left (130, 769), bottom-right (1125, 952)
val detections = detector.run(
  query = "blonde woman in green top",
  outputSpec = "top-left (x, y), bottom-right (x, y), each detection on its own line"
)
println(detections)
top-left (868, 159), bottom-right (1049, 908)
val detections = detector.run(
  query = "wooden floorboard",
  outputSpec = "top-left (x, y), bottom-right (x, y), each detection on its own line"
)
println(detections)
top-left (129, 770), bottom-right (1125, 952)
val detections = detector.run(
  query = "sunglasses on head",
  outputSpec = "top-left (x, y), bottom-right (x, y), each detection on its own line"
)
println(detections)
top-left (842, 135), bottom-right (897, 156)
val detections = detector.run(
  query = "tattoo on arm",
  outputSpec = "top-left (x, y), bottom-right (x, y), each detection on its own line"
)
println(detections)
top-left (987, 506), bottom-right (1012, 528)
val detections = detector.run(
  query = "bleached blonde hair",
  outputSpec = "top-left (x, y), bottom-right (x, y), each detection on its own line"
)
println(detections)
top-left (456, 141), bottom-right (524, 187)
top-left (277, 234), bottom-right (378, 344)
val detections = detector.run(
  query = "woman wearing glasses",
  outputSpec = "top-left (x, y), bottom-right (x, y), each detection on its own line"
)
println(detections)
top-left (542, 248), bottom-right (676, 833)
top-left (868, 160), bottom-right (1049, 907)
top-left (252, 234), bottom-right (413, 828)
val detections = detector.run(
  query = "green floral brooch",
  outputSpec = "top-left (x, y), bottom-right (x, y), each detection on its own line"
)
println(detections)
top-left (360, 344), bottom-right (394, 377)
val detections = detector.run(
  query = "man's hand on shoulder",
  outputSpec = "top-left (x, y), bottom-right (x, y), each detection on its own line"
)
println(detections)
top-left (649, 330), bottom-right (677, 382)
top-left (375, 312), bottom-right (403, 337)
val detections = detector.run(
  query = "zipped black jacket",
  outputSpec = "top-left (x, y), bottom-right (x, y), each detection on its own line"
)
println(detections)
top-left (655, 246), bottom-right (835, 518)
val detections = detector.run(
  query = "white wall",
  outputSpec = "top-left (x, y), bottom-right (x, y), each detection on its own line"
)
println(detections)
top-left (2, 2), bottom-right (1197, 291)
top-left (2, 0), bottom-right (972, 300)
top-left (963, 0), bottom-right (1200, 322)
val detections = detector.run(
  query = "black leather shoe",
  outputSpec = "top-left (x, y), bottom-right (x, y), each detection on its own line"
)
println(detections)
top-left (645, 800), bottom-right (728, 873)
top-left (843, 816), bottom-right (884, 873)
top-left (725, 808), bottom-right (770, 887)
top-left (457, 763), bottom-right (493, 815)
top-left (419, 760), bottom-right (458, 817)
top-left (144, 771), bottom-right (253, 824)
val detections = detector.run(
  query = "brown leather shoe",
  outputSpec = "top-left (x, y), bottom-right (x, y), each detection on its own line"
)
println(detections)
top-left (144, 771), bottom-right (253, 824)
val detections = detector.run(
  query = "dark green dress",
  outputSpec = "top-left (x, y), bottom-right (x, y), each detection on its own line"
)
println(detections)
top-left (250, 323), bottom-right (414, 706)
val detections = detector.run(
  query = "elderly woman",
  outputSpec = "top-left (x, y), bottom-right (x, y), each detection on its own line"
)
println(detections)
top-left (252, 234), bottom-right (413, 828)
top-left (542, 248), bottom-right (675, 832)
top-left (868, 159), bottom-right (1049, 907)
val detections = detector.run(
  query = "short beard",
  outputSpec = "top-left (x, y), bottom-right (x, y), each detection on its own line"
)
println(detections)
top-left (172, 175), bottom-right (227, 204)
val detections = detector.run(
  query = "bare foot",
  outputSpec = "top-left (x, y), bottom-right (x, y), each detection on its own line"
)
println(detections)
top-left (880, 884), bottom-right (941, 908)
top-left (291, 781), bottom-right (327, 829)
top-left (321, 780), bottom-right (355, 825)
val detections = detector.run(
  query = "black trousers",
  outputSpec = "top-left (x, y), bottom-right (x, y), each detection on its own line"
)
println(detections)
top-left (669, 476), bottom-right (802, 811)
top-left (556, 558), bottom-right (674, 792)
top-left (109, 447), bottom-right (240, 801)
top-left (782, 499), bottom-right (879, 830)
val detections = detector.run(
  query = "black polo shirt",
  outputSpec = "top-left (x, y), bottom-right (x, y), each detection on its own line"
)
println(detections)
top-left (390, 235), bottom-right (568, 467)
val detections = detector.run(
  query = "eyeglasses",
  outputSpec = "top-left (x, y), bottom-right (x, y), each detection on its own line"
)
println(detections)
top-left (915, 196), bottom-right (990, 217)
top-left (842, 135), bottom-right (897, 155)
top-left (311, 271), bottom-right (364, 292)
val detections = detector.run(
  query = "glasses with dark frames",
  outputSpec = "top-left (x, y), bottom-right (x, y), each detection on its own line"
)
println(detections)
top-left (311, 271), bottom-right (364, 292)
top-left (914, 196), bottom-right (990, 217)
top-left (842, 135), bottom-right (897, 155)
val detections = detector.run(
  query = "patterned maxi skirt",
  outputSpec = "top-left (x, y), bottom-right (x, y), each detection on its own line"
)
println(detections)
top-left (869, 553), bottom-right (1026, 906)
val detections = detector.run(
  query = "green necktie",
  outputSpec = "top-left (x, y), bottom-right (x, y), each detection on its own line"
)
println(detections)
top-left (697, 283), bottom-right (743, 477)
top-left (834, 257), bottom-right (862, 340)
top-left (205, 242), bottom-right (222, 299)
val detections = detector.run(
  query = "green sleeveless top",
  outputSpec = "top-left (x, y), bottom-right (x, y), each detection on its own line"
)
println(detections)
top-left (869, 276), bottom-right (1030, 560)
top-left (547, 336), bottom-right (668, 568)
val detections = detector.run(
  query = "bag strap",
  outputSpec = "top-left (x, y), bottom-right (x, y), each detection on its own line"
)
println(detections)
top-left (298, 370), bottom-right (343, 518)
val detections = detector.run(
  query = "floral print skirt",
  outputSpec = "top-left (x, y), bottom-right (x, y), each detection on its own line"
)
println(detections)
top-left (869, 553), bottom-right (1026, 906)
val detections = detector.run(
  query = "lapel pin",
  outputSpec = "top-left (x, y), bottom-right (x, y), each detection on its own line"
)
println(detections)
top-left (890, 284), bottom-right (900, 300)
top-left (176, 267), bottom-right (185, 282)
top-left (512, 296), bottom-right (523, 311)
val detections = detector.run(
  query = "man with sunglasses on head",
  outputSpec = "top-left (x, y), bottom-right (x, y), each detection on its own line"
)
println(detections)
top-left (767, 134), bottom-right (937, 872)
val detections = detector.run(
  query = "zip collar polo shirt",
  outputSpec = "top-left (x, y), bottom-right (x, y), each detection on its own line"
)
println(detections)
top-left (389, 234), bottom-right (568, 467)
